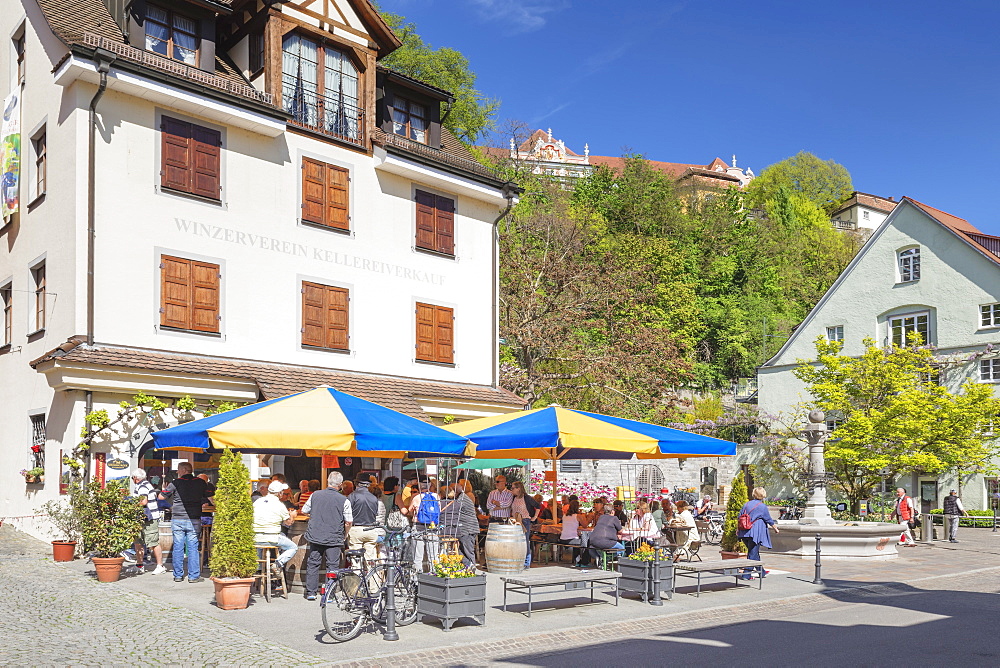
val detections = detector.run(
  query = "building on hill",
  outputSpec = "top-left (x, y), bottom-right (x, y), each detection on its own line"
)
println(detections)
top-left (830, 191), bottom-right (898, 232)
top-left (753, 197), bottom-right (1000, 511)
top-left (0, 0), bottom-right (525, 538)
top-left (483, 128), bottom-right (754, 190)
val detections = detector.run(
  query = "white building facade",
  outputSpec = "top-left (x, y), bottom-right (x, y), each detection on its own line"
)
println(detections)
top-left (1, 0), bottom-right (523, 537)
top-left (756, 197), bottom-right (1000, 511)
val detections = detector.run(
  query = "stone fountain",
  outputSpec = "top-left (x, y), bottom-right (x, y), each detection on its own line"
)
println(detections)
top-left (770, 410), bottom-right (902, 560)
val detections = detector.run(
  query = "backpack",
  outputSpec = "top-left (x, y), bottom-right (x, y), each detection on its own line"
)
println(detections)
top-left (737, 501), bottom-right (758, 531)
top-left (415, 492), bottom-right (441, 525)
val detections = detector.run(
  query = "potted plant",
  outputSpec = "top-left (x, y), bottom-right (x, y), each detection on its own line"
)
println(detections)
top-left (72, 479), bottom-right (143, 581)
top-left (209, 447), bottom-right (258, 610)
top-left (416, 554), bottom-right (487, 631)
top-left (618, 542), bottom-right (673, 603)
top-left (37, 496), bottom-right (82, 562)
top-left (720, 472), bottom-right (749, 559)
top-left (21, 467), bottom-right (45, 484)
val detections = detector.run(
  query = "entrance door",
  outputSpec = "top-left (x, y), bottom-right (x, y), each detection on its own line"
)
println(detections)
top-left (920, 480), bottom-right (938, 514)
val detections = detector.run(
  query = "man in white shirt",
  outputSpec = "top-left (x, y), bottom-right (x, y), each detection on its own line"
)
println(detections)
top-left (253, 480), bottom-right (297, 572)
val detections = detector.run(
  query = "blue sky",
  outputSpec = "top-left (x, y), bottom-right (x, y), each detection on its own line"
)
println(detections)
top-left (380, 1), bottom-right (1000, 233)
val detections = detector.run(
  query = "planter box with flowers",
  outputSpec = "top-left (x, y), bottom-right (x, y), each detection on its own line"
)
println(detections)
top-left (617, 543), bottom-right (673, 603)
top-left (416, 554), bottom-right (487, 631)
top-left (20, 467), bottom-right (45, 484)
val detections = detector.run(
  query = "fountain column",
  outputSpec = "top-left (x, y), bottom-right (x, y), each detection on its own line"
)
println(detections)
top-left (800, 410), bottom-right (836, 526)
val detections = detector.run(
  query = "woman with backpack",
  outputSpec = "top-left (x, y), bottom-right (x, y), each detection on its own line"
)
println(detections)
top-left (736, 486), bottom-right (778, 580)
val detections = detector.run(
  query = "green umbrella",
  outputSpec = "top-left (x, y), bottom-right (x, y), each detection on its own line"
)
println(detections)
top-left (455, 458), bottom-right (526, 470)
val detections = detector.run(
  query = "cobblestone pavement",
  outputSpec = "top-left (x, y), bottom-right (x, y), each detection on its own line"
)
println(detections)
top-left (0, 526), bottom-right (323, 667)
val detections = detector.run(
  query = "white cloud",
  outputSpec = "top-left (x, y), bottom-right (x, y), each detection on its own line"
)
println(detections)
top-left (468, 0), bottom-right (570, 35)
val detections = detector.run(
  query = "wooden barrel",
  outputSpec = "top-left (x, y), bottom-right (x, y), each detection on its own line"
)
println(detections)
top-left (485, 522), bottom-right (527, 574)
top-left (159, 521), bottom-right (173, 556)
top-left (285, 518), bottom-right (311, 593)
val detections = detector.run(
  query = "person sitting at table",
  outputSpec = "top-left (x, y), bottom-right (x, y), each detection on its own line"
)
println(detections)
top-left (587, 504), bottom-right (624, 562)
top-left (612, 499), bottom-right (628, 525)
top-left (650, 500), bottom-right (665, 531)
top-left (540, 501), bottom-right (561, 522)
top-left (668, 500), bottom-right (698, 558)
top-left (621, 501), bottom-right (658, 554)
top-left (693, 494), bottom-right (714, 517)
top-left (559, 499), bottom-right (592, 567)
top-left (584, 497), bottom-right (607, 528)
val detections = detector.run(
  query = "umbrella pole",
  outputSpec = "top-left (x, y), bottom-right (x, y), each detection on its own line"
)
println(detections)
top-left (551, 456), bottom-right (558, 521)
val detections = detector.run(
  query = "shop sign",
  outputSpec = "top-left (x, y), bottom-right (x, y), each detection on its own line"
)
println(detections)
top-left (107, 458), bottom-right (129, 471)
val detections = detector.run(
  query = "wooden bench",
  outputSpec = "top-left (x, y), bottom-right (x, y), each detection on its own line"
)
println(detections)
top-left (673, 558), bottom-right (765, 597)
top-left (500, 567), bottom-right (621, 617)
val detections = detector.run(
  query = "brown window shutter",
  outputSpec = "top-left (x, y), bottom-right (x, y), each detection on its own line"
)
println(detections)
top-left (191, 261), bottom-right (221, 333)
top-left (415, 302), bottom-right (436, 361)
top-left (191, 125), bottom-right (221, 200)
top-left (301, 158), bottom-right (327, 225)
top-left (326, 286), bottom-right (349, 349)
top-left (301, 281), bottom-right (326, 347)
top-left (326, 165), bottom-right (350, 230)
top-left (161, 255), bottom-right (193, 329)
top-left (435, 305), bottom-right (454, 363)
top-left (415, 190), bottom-right (436, 251)
top-left (161, 117), bottom-right (192, 193)
top-left (434, 196), bottom-right (455, 255)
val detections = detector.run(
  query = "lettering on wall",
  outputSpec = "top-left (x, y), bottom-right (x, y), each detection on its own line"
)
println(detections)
top-left (174, 219), bottom-right (446, 285)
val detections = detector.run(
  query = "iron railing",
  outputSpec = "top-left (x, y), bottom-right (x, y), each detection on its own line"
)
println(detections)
top-left (282, 84), bottom-right (364, 146)
top-left (832, 218), bottom-right (858, 231)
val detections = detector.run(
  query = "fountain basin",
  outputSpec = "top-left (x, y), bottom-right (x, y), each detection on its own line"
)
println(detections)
top-left (771, 520), bottom-right (902, 560)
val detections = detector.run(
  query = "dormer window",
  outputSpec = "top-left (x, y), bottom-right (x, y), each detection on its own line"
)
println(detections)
top-left (145, 5), bottom-right (199, 66)
top-left (282, 34), bottom-right (361, 144)
top-left (392, 97), bottom-right (428, 144)
top-left (898, 247), bottom-right (920, 283)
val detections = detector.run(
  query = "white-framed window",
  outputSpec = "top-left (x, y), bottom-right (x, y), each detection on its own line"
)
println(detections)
top-left (863, 210), bottom-right (870, 221)
top-left (889, 312), bottom-right (929, 346)
top-left (826, 325), bottom-right (844, 342)
top-left (980, 359), bottom-right (1000, 383)
top-left (898, 247), bottom-right (920, 282)
top-left (825, 419), bottom-right (842, 432)
top-left (980, 303), bottom-right (1000, 328)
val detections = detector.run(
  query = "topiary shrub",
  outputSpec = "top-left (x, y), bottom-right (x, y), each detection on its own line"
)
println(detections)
top-left (721, 472), bottom-right (749, 553)
top-left (209, 448), bottom-right (257, 578)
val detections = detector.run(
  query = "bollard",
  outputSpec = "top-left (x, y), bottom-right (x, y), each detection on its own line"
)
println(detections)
top-left (650, 551), bottom-right (663, 606)
top-left (382, 541), bottom-right (399, 641)
top-left (994, 508), bottom-right (998, 533)
top-left (812, 533), bottom-right (823, 585)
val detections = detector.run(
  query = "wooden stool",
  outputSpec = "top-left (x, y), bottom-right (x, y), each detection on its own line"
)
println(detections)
top-left (253, 544), bottom-right (288, 602)
top-left (440, 536), bottom-right (460, 556)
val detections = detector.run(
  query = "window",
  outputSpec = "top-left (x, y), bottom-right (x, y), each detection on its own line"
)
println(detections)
top-left (826, 325), bottom-right (844, 342)
top-left (145, 4), bottom-right (199, 66)
top-left (863, 210), bottom-right (870, 221)
top-left (559, 459), bottom-right (582, 473)
top-left (248, 32), bottom-right (264, 75)
top-left (981, 359), bottom-right (1000, 383)
top-left (160, 255), bottom-right (220, 333)
top-left (898, 247), bottom-right (920, 282)
top-left (825, 419), bottom-right (842, 433)
top-left (301, 158), bottom-right (349, 230)
top-left (282, 34), bottom-right (360, 142)
top-left (14, 33), bottom-right (25, 85)
top-left (981, 303), bottom-right (1000, 328)
top-left (415, 302), bottom-right (454, 364)
top-left (301, 281), bottom-right (349, 350)
top-left (415, 190), bottom-right (455, 256)
top-left (31, 264), bottom-right (45, 332)
top-left (1, 283), bottom-right (11, 346)
top-left (160, 116), bottom-right (221, 200)
top-left (391, 97), bottom-right (428, 144)
top-left (33, 131), bottom-right (46, 199)
top-left (890, 312), bottom-right (928, 346)
top-left (30, 414), bottom-right (45, 470)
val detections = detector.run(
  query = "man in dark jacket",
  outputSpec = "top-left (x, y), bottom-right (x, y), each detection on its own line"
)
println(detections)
top-left (159, 462), bottom-right (212, 583)
top-left (346, 473), bottom-right (385, 561)
top-left (440, 486), bottom-right (481, 568)
top-left (302, 472), bottom-right (353, 601)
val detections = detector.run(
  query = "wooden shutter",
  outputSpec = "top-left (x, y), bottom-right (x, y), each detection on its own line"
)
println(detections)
top-left (434, 195), bottom-right (455, 255)
top-left (415, 302), bottom-right (436, 361)
top-left (435, 305), bottom-right (454, 363)
top-left (301, 158), bottom-right (327, 225)
top-left (415, 190), bottom-right (436, 251)
top-left (161, 255), bottom-right (192, 329)
top-left (191, 261), bottom-right (220, 332)
top-left (161, 117), bottom-right (192, 193)
top-left (301, 281), bottom-right (326, 347)
top-left (326, 165), bottom-right (349, 230)
top-left (191, 125), bottom-right (221, 200)
top-left (325, 286), bottom-right (349, 349)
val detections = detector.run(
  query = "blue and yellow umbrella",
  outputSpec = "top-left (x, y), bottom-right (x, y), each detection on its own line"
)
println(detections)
top-left (150, 387), bottom-right (474, 458)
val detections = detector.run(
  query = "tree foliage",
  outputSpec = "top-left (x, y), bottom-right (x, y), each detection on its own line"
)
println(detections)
top-left (71, 479), bottom-right (143, 558)
top-left (378, 11), bottom-right (498, 144)
top-left (210, 448), bottom-right (258, 579)
top-left (721, 471), bottom-right (748, 553)
top-left (747, 151), bottom-right (853, 214)
top-left (793, 337), bottom-right (1000, 504)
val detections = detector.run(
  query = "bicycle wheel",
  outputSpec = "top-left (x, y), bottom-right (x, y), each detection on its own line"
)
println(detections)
top-left (706, 525), bottom-right (722, 545)
top-left (321, 574), bottom-right (365, 642)
top-left (371, 566), bottom-right (419, 626)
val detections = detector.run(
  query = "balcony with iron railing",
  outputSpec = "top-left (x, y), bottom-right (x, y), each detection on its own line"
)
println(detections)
top-left (832, 218), bottom-right (858, 231)
top-left (282, 84), bottom-right (364, 147)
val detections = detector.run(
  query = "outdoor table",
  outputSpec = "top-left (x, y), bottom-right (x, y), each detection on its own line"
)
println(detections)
top-left (501, 567), bottom-right (621, 617)
top-left (673, 558), bottom-right (765, 597)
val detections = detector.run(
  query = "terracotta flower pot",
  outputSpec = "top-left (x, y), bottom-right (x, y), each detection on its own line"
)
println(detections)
top-left (51, 540), bottom-right (77, 562)
top-left (720, 550), bottom-right (746, 560)
top-left (211, 577), bottom-right (256, 610)
top-left (93, 556), bottom-right (126, 582)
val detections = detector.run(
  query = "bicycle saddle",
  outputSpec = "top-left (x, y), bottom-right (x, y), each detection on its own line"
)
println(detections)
top-left (345, 549), bottom-right (365, 558)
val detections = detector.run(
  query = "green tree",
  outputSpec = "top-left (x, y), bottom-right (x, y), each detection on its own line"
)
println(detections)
top-left (748, 151), bottom-right (853, 214)
top-left (721, 472), bottom-right (748, 553)
top-left (71, 479), bottom-right (143, 558)
top-left (210, 448), bottom-right (258, 578)
top-left (378, 11), bottom-right (498, 144)
top-left (793, 337), bottom-right (1000, 506)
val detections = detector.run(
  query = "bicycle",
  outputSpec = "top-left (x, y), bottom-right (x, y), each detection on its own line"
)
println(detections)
top-left (702, 513), bottom-right (724, 545)
top-left (320, 529), bottom-right (418, 642)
